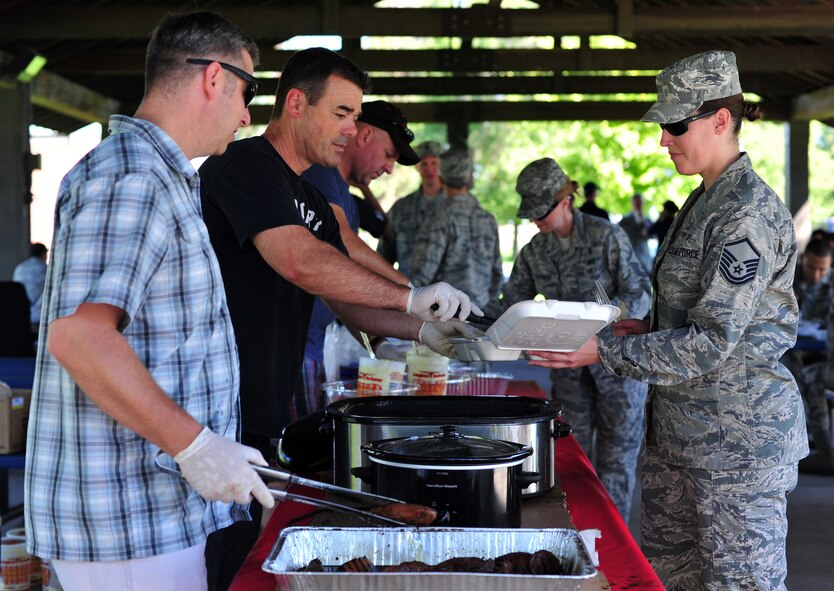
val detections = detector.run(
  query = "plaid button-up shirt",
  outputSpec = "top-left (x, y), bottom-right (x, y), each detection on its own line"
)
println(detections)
top-left (25, 115), bottom-right (242, 561)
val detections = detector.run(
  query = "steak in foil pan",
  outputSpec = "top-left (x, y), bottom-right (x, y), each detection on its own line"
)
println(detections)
top-left (263, 527), bottom-right (597, 591)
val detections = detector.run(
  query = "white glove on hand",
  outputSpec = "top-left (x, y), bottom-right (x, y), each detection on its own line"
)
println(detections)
top-left (175, 427), bottom-right (275, 509)
top-left (407, 283), bottom-right (483, 322)
top-left (418, 320), bottom-right (485, 357)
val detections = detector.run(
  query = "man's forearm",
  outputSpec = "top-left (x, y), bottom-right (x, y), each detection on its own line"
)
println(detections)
top-left (253, 226), bottom-right (410, 311)
top-left (48, 305), bottom-right (203, 457)
top-left (327, 300), bottom-right (421, 341)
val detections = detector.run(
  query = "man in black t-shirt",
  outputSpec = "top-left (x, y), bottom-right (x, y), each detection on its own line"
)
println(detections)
top-left (199, 48), bottom-right (481, 590)
top-left (201, 46), bottom-right (479, 451)
top-left (578, 181), bottom-right (610, 220)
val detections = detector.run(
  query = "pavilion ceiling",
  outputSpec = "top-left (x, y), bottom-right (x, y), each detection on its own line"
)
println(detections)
top-left (1, 0), bottom-right (833, 132)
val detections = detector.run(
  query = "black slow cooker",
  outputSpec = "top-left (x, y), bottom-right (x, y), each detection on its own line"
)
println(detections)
top-left (358, 425), bottom-right (536, 527)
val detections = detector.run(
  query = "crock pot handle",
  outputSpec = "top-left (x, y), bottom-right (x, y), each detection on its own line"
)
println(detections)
top-left (553, 422), bottom-right (573, 438)
top-left (350, 466), bottom-right (376, 484)
top-left (516, 470), bottom-right (543, 490)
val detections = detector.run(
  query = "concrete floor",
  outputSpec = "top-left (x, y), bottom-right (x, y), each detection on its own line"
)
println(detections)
top-left (4, 359), bottom-right (833, 588)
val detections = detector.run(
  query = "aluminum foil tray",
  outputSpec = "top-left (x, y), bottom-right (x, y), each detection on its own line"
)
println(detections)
top-left (263, 527), bottom-right (597, 591)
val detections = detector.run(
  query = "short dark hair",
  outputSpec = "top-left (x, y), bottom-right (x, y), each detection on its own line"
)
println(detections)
top-left (662, 200), bottom-right (679, 214)
top-left (145, 11), bottom-right (258, 95)
top-left (583, 182), bottom-right (599, 196)
top-left (805, 237), bottom-right (832, 259)
top-left (271, 48), bottom-right (370, 119)
top-left (30, 243), bottom-right (47, 258)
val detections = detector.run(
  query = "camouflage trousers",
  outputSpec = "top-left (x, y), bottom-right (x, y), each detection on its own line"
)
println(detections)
top-left (550, 365), bottom-right (646, 519)
top-left (642, 446), bottom-right (798, 591)
top-left (799, 362), bottom-right (833, 456)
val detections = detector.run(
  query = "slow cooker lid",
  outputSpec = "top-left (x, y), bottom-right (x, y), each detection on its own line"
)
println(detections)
top-left (327, 395), bottom-right (562, 425)
top-left (363, 425), bottom-right (532, 465)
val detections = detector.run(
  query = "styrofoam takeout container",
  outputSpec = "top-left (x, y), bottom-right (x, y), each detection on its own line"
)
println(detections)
top-left (263, 526), bottom-right (597, 591)
top-left (452, 300), bottom-right (619, 358)
top-left (487, 300), bottom-right (620, 352)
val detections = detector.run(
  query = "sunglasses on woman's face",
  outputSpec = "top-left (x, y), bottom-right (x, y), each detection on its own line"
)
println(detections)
top-left (534, 201), bottom-right (558, 221)
top-left (186, 58), bottom-right (259, 106)
top-left (659, 109), bottom-right (717, 137)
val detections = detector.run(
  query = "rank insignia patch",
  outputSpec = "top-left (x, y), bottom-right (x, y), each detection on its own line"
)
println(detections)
top-left (719, 237), bottom-right (760, 285)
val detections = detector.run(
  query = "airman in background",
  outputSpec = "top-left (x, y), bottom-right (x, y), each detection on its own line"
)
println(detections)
top-left (409, 147), bottom-right (503, 309)
top-left (377, 140), bottom-right (445, 277)
top-left (488, 156), bottom-right (651, 520)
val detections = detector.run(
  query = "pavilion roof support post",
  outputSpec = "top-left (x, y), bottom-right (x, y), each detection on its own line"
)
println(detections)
top-left (446, 111), bottom-right (469, 151)
top-left (0, 84), bottom-right (32, 278)
top-left (617, 0), bottom-right (635, 38)
top-left (785, 120), bottom-right (810, 240)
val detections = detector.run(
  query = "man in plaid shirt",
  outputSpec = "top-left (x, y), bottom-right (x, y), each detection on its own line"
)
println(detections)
top-left (23, 12), bottom-right (271, 591)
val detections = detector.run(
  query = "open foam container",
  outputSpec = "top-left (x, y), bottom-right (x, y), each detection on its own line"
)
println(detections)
top-left (452, 300), bottom-right (620, 361)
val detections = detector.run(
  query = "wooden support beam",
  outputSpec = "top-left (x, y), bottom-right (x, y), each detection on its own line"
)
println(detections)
top-left (242, 73), bottom-right (806, 100)
top-left (51, 46), bottom-right (834, 76)
top-left (785, 121), bottom-right (810, 220)
top-left (617, 0), bottom-right (635, 38)
top-left (248, 98), bottom-right (788, 126)
top-left (2, 5), bottom-right (834, 40)
top-left (792, 84), bottom-right (834, 121)
top-left (29, 70), bottom-right (120, 125)
top-left (249, 100), bottom-right (656, 125)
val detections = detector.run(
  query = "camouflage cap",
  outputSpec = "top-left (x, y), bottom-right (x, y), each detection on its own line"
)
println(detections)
top-left (515, 158), bottom-right (569, 219)
top-left (439, 147), bottom-right (472, 187)
top-left (415, 141), bottom-right (444, 160)
top-left (642, 50), bottom-right (742, 124)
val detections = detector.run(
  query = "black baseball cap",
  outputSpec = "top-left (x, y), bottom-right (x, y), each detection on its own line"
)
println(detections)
top-left (357, 100), bottom-right (419, 166)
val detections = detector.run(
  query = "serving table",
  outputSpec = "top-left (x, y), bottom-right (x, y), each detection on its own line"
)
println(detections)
top-left (228, 381), bottom-right (663, 591)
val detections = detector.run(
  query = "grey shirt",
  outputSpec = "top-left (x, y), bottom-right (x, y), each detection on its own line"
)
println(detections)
top-left (409, 192), bottom-right (503, 308)
top-left (377, 186), bottom-right (445, 277)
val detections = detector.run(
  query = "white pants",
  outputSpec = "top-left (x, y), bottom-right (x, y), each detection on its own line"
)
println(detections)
top-left (52, 541), bottom-right (207, 591)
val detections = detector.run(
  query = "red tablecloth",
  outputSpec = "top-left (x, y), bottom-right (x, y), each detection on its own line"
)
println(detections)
top-left (229, 381), bottom-right (663, 590)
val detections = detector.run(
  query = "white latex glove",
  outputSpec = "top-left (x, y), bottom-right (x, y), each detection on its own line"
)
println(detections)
top-left (406, 282), bottom-right (483, 322)
top-left (418, 320), bottom-right (486, 357)
top-left (175, 427), bottom-right (275, 509)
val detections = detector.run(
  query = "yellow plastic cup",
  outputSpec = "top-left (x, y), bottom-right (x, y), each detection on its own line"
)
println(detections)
top-left (406, 349), bottom-right (449, 396)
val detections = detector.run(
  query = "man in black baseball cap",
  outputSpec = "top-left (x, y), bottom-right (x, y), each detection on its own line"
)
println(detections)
top-left (356, 99), bottom-right (420, 166)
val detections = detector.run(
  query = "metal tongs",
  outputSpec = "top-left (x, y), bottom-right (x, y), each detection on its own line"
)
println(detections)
top-left (467, 313), bottom-right (501, 328)
top-left (154, 453), bottom-right (412, 526)
top-left (252, 464), bottom-right (411, 526)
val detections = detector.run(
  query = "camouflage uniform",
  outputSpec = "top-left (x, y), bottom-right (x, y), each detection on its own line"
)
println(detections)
top-left (377, 141), bottom-right (445, 278)
top-left (796, 288), bottom-right (834, 465)
top-left (489, 157), bottom-right (652, 519)
top-left (794, 268), bottom-right (832, 324)
top-left (409, 148), bottom-right (503, 309)
top-left (598, 51), bottom-right (809, 590)
top-left (782, 268), bottom-right (831, 451)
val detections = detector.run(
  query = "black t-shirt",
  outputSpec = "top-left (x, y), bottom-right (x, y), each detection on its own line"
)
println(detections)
top-left (579, 200), bottom-right (610, 221)
top-left (200, 136), bottom-right (346, 438)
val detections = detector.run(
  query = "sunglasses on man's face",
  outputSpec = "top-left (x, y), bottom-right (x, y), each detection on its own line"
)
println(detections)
top-left (186, 58), bottom-right (259, 106)
top-left (659, 109), bottom-right (717, 137)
